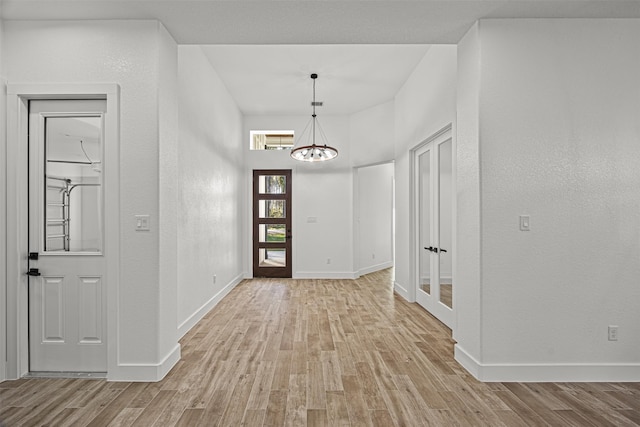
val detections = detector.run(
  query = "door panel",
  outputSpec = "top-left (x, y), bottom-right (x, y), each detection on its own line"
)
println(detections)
top-left (40, 277), bottom-right (65, 342)
top-left (253, 170), bottom-right (292, 278)
top-left (414, 128), bottom-right (454, 328)
top-left (418, 147), bottom-right (432, 296)
top-left (29, 99), bottom-right (107, 373)
top-left (78, 276), bottom-right (103, 344)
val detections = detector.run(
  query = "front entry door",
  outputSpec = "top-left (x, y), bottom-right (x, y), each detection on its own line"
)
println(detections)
top-left (253, 170), bottom-right (292, 278)
top-left (414, 127), bottom-right (454, 328)
top-left (28, 100), bottom-right (107, 372)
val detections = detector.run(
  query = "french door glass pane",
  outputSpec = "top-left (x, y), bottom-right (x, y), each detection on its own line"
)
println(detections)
top-left (438, 139), bottom-right (453, 308)
top-left (259, 248), bottom-right (286, 267)
top-left (259, 175), bottom-right (286, 194)
top-left (259, 200), bottom-right (285, 218)
top-left (419, 150), bottom-right (431, 295)
top-left (259, 224), bottom-right (286, 243)
top-left (45, 116), bottom-right (102, 252)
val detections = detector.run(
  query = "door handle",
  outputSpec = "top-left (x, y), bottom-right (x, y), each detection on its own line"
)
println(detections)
top-left (425, 246), bottom-right (447, 253)
top-left (26, 268), bottom-right (41, 276)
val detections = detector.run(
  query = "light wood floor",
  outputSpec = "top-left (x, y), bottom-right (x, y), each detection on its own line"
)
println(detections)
top-left (1, 268), bottom-right (639, 426)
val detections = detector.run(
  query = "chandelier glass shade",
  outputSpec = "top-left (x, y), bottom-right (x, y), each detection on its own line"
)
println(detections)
top-left (290, 74), bottom-right (339, 162)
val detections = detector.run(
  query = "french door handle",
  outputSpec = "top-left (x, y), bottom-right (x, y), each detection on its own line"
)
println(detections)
top-left (425, 246), bottom-right (447, 253)
top-left (26, 268), bottom-right (41, 276)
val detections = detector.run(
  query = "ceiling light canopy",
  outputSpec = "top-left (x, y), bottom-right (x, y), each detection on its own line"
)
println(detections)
top-left (290, 74), bottom-right (339, 162)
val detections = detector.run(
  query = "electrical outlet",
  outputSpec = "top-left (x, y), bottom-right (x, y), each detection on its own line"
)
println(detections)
top-left (372, 253), bottom-right (376, 259)
top-left (327, 258), bottom-right (331, 264)
top-left (213, 274), bottom-right (217, 284)
top-left (608, 325), bottom-right (618, 341)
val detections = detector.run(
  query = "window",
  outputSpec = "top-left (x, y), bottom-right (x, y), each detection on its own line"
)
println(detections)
top-left (250, 130), bottom-right (294, 150)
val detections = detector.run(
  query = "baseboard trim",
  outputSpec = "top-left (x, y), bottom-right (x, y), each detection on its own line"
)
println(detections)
top-left (294, 271), bottom-right (358, 279)
top-left (177, 272), bottom-right (245, 339)
top-left (455, 344), bottom-right (640, 382)
top-left (357, 261), bottom-right (393, 277)
top-left (393, 281), bottom-right (410, 300)
top-left (109, 344), bottom-right (181, 382)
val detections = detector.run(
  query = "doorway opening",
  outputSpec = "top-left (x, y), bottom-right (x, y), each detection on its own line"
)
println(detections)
top-left (5, 83), bottom-right (119, 381)
top-left (354, 162), bottom-right (395, 277)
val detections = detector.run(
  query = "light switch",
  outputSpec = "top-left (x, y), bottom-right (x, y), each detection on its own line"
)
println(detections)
top-left (135, 215), bottom-right (150, 231)
top-left (519, 215), bottom-right (530, 231)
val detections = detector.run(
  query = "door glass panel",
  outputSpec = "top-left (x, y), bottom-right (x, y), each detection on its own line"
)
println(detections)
top-left (45, 116), bottom-right (102, 252)
top-left (259, 200), bottom-right (285, 218)
top-left (259, 224), bottom-right (286, 243)
top-left (259, 175), bottom-right (286, 194)
top-left (418, 150), bottom-right (431, 295)
top-left (259, 248), bottom-right (286, 267)
top-left (438, 139), bottom-right (453, 308)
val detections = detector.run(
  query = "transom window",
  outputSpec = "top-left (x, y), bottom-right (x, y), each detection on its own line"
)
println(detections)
top-left (250, 130), bottom-right (294, 150)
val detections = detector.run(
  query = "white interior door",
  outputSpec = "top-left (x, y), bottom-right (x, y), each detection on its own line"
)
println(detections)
top-left (28, 100), bottom-right (107, 372)
top-left (415, 128), bottom-right (454, 328)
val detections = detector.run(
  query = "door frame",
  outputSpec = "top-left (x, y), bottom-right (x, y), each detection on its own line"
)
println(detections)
top-left (252, 169), bottom-right (293, 278)
top-left (410, 123), bottom-right (456, 329)
top-left (5, 83), bottom-right (120, 380)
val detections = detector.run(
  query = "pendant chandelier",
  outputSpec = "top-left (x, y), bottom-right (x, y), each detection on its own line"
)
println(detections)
top-left (290, 73), bottom-right (339, 162)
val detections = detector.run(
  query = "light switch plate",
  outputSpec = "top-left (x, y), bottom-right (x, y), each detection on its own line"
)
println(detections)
top-left (519, 215), bottom-right (530, 231)
top-left (135, 215), bottom-right (150, 231)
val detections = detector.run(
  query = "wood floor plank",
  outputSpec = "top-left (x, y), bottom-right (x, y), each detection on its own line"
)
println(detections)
top-left (174, 408), bottom-right (204, 427)
top-left (0, 269), bottom-right (638, 427)
top-left (326, 391), bottom-right (351, 426)
top-left (342, 375), bottom-right (372, 427)
top-left (264, 390), bottom-right (288, 427)
top-left (284, 374), bottom-right (307, 427)
top-left (307, 409), bottom-right (328, 427)
top-left (107, 408), bottom-right (145, 426)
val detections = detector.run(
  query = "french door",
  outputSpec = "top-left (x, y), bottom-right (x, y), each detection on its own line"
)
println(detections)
top-left (414, 127), bottom-right (454, 328)
top-left (28, 99), bottom-right (107, 372)
top-left (253, 170), bottom-right (292, 278)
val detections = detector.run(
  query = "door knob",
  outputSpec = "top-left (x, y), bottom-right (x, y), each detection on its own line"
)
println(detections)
top-left (440, 248), bottom-right (447, 253)
top-left (26, 268), bottom-right (41, 276)
top-left (424, 246), bottom-right (435, 252)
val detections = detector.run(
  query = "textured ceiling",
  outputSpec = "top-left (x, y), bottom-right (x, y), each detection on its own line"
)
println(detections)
top-left (200, 45), bottom-right (431, 115)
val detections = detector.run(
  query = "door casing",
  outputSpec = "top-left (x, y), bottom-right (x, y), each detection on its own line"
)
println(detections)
top-left (5, 83), bottom-right (120, 380)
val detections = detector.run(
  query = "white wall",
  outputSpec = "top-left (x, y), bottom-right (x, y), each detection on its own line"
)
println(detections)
top-left (393, 46), bottom-right (458, 300)
top-left (456, 19), bottom-right (640, 381)
top-left (349, 101), bottom-right (395, 166)
top-left (176, 46), bottom-right (245, 336)
top-left (3, 20), bottom-right (180, 380)
top-left (157, 24), bottom-right (180, 363)
top-left (454, 23), bottom-right (482, 362)
top-left (244, 115), bottom-right (353, 278)
top-left (355, 162), bottom-right (394, 275)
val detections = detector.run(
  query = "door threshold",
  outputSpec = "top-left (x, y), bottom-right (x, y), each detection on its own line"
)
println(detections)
top-left (24, 371), bottom-right (107, 380)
